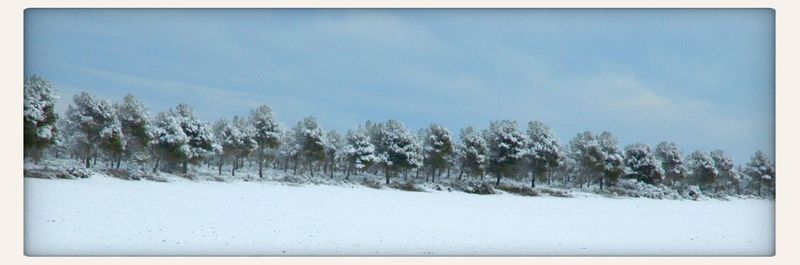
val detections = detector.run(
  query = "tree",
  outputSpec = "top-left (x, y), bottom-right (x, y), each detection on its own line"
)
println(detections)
top-left (373, 120), bottom-right (421, 185)
top-left (24, 75), bottom-right (59, 162)
top-left (654, 141), bottom-right (687, 188)
top-left (149, 111), bottom-right (190, 173)
top-left (422, 124), bottom-right (454, 182)
top-left (623, 143), bottom-right (664, 184)
top-left (485, 120), bottom-right (529, 186)
top-left (116, 94), bottom-right (151, 168)
top-left (710, 149), bottom-right (737, 193)
top-left (344, 127), bottom-right (377, 180)
top-left (324, 130), bottom-right (345, 178)
top-left (169, 104), bottom-right (218, 173)
top-left (569, 132), bottom-right (601, 188)
top-left (596, 132), bottom-right (625, 189)
top-left (525, 121), bottom-right (562, 188)
top-left (292, 116), bottom-right (327, 177)
top-left (250, 105), bottom-right (284, 178)
top-left (687, 150), bottom-right (718, 191)
top-left (743, 150), bottom-right (775, 197)
top-left (64, 92), bottom-right (120, 168)
top-left (219, 116), bottom-right (256, 176)
top-left (456, 126), bottom-right (488, 180)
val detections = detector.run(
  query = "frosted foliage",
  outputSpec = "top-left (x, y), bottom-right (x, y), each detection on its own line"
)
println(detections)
top-left (486, 120), bottom-right (529, 163)
top-left (24, 75), bottom-right (58, 127)
top-left (250, 105), bottom-right (284, 150)
top-left (687, 151), bottom-right (718, 187)
top-left (151, 112), bottom-right (190, 152)
top-left (172, 104), bottom-right (218, 159)
top-left (655, 142), bottom-right (687, 183)
top-left (65, 92), bottom-right (123, 149)
top-left (346, 129), bottom-right (377, 169)
top-left (24, 75), bottom-right (59, 150)
top-left (373, 120), bottom-right (423, 170)
top-left (623, 143), bottom-right (664, 183)
top-left (457, 127), bottom-right (488, 176)
top-left (526, 121), bottom-right (563, 174)
top-left (293, 117), bottom-right (328, 163)
top-left (745, 150), bottom-right (775, 184)
top-left (423, 124), bottom-right (455, 169)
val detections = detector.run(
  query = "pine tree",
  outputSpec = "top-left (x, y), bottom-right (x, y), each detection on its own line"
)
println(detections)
top-left (456, 127), bottom-right (488, 180)
top-left (687, 150), bottom-right (718, 191)
top-left (623, 143), bottom-right (664, 184)
top-left (422, 124), bottom-right (454, 183)
top-left (23, 75), bottom-right (59, 162)
top-left (710, 149), bottom-right (737, 194)
top-left (654, 141), bottom-right (687, 188)
top-left (249, 105), bottom-right (284, 178)
top-left (525, 121), bottom-right (562, 188)
top-left (292, 116), bottom-right (327, 177)
top-left (64, 92), bottom-right (121, 169)
top-left (116, 94), bottom-right (151, 168)
top-left (344, 127), bottom-right (377, 179)
top-left (485, 120), bottom-right (529, 186)
top-left (743, 150), bottom-right (775, 197)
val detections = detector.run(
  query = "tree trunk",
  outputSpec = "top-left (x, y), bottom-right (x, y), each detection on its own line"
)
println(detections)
top-left (531, 173), bottom-right (536, 188)
top-left (84, 146), bottom-right (91, 169)
top-left (599, 176), bottom-right (605, 191)
top-left (309, 161), bottom-right (314, 177)
top-left (384, 166), bottom-right (390, 185)
top-left (258, 157), bottom-right (264, 178)
top-left (231, 157), bottom-right (236, 176)
top-left (183, 159), bottom-right (188, 174)
top-left (345, 163), bottom-right (352, 180)
top-left (432, 168), bottom-right (436, 183)
top-left (152, 158), bottom-right (160, 173)
top-left (218, 158), bottom-right (223, 175)
top-left (495, 174), bottom-right (502, 186)
top-left (116, 154), bottom-right (122, 169)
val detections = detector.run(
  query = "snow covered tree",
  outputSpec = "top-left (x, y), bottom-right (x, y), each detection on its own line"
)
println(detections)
top-left (687, 150), bottom-right (718, 191)
top-left (654, 141), bottom-right (687, 187)
top-left (116, 94), bottom-right (151, 167)
top-left (344, 127), bottom-right (377, 180)
top-left (743, 150), bottom-right (775, 197)
top-left (710, 149), bottom-right (738, 193)
top-left (149, 111), bottom-right (190, 173)
top-left (456, 126), bottom-right (488, 180)
top-left (24, 75), bottom-right (59, 162)
top-left (568, 131), bottom-right (622, 190)
top-left (292, 116), bottom-right (327, 177)
top-left (219, 116), bottom-right (256, 176)
top-left (323, 130), bottom-right (345, 178)
top-left (422, 124), bottom-right (455, 182)
top-left (597, 132), bottom-right (625, 189)
top-left (249, 105), bottom-right (284, 178)
top-left (373, 120), bottom-right (422, 184)
top-left (64, 92), bottom-right (121, 169)
top-left (525, 121), bottom-right (563, 188)
top-left (623, 143), bottom-right (664, 184)
top-left (485, 120), bottom-right (529, 186)
top-left (170, 104), bottom-right (218, 173)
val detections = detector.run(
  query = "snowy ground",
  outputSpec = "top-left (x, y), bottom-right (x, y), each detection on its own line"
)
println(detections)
top-left (24, 174), bottom-right (774, 256)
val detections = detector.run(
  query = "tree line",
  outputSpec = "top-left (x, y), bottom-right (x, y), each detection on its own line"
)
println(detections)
top-left (23, 75), bottom-right (776, 197)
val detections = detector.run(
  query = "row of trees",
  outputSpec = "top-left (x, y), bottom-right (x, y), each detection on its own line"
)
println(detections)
top-left (23, 75), bottom-right (776, 196)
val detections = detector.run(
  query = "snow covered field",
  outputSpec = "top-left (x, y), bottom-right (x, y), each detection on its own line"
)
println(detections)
top-left (24, 175), bottom-right (774, 256)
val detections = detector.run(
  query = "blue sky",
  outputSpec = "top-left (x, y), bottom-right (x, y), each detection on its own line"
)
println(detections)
top-left (24, 9), bottom-right (774, 163)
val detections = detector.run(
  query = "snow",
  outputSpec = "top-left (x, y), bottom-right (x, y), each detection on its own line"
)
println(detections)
top-left (24, 175), bottom-right (774, 256)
